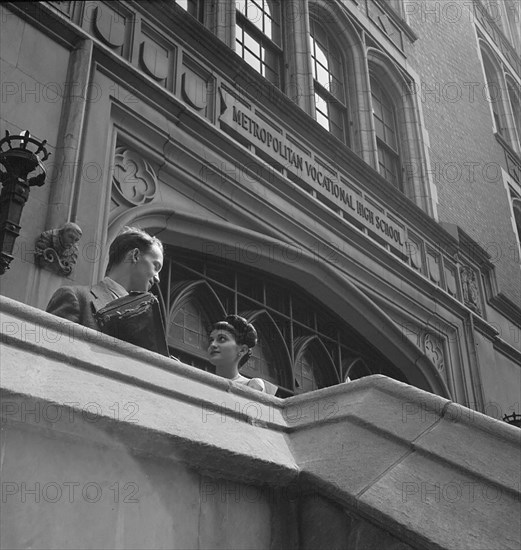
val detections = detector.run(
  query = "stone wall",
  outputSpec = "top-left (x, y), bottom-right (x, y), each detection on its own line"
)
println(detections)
top-left (1, 295), bottom-right (519, 549)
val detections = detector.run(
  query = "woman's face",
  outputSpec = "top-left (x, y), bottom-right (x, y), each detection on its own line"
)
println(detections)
top-left (208, 329), bottom-right (242, 369)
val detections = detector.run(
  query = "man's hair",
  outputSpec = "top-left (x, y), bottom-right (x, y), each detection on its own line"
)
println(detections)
top-left (106, 227), bottom-right (163, 273)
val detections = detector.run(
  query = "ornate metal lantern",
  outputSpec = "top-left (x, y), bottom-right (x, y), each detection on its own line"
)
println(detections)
top-left (503, 412), bottom-right (521, 428)
top-left (0, 130), bottom-right (50, 274)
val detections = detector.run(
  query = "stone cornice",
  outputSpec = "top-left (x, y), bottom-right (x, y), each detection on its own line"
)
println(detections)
top-left (489, 293), bottom-right (521, 333)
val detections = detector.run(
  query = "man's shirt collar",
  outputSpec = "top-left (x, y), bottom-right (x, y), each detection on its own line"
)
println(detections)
top-left (103, 277), bottom-right (128, 299)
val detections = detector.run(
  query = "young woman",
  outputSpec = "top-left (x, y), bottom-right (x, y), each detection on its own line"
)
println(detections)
top-left (207, 315), bottom-right (266, 392)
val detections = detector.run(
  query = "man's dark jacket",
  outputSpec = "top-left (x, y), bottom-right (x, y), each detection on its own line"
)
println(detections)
top-left (46, 278), bottom-right (127, 330)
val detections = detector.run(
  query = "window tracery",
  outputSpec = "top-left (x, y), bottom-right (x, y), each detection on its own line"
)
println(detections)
top-left (158, 247), bottom-right (408, 396)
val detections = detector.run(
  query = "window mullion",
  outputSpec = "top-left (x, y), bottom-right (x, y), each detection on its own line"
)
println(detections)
top-left (314, 80), bottom-right (347, 109)
top-left (236, 12), bottom-right (283, 54)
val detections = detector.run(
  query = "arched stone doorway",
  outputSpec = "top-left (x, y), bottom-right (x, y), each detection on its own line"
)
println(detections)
top-left (108, 206), bottom-right (451, 398)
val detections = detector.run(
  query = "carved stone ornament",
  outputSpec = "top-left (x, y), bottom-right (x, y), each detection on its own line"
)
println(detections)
top-left (140, 42), bottom-right (169, 81)
top-left (181, 71), bottom-right (208, 110)
top-left (444, 264), bottom-right (458, 297)
top-left (35, 222), bottom-right (83, 276)
top-left (460, 266), bottom-right (481, 313)
top-left (113, 147), bottom-right (157, 206)
top-left (93, 5), bottom-right (125, 48)
top-left (427, 251), bottom-right (441, 284)
top-left (423, 332), bottom-right (445, 374)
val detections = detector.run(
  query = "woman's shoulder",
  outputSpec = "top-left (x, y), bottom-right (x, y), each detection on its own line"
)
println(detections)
top-left (234, 375), bottom-right (266, 393)
top-left (245, 377), bottom-right (266, 392)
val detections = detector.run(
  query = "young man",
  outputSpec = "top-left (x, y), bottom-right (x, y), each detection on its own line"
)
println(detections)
top-left (46, 227), bottom-right (164, 330)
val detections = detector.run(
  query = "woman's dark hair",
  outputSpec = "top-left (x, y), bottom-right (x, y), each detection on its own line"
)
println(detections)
top-left (106, 227), bottom-right (163, 273)
top-left (212, 315), bottom-right (257, 367)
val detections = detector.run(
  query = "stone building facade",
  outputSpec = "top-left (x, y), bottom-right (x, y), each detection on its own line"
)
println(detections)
top-left (1, 0), bottom-right (520, 412)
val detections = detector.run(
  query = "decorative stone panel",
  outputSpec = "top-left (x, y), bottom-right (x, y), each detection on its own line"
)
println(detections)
top-left (112, 146), bottom-right (158, 207)
top-left (405, 232), bottom-right (424, 272)
top-left (426, 247), bottom-right (442, 286)
top-left (181, 55), bottom-right (215, 120)
top-left (460, 265), bottom-right (482, 314)
top-left (93, 5), bottom-right (126, 48)
top-left (139, 23), bottom-right (174, 88)
top-left (444, 260), bottom-right (459, 299)
top-left (422, 331), bottom-right (446, 376)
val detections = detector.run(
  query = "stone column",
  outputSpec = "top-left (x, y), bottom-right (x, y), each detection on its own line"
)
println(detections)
top-left (45, 38), bottom-right (93, 229)
top-left (206, 0), bottom-right (235, 48)
top-left (284, 0), bottom-right (314, 114)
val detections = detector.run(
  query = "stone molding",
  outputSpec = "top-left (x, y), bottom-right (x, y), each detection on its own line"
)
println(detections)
top-left (1, 295), bottom-right (520, 550)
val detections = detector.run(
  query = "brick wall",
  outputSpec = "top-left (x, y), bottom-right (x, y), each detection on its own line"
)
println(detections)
top-left (405, 0), bottom-right (520, 305)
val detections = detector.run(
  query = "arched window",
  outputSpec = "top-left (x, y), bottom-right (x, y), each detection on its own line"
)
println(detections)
top-left (294, 350), bottom-right (320, 393)
top-left (480, 47), bottom-right (507, 135)
top-left (166, 280), bottom-right (226, 370)
top-left (309, 16), bottom-right (349, 143)
top-left (158, 246), bottom-right (405, 396)
top-left (240, 310), bottom-right (291, 386)
top-left (169, 299), bottom-right (210, 367)
top-left (370, 75), bottom-right (401, 189)
top-left (235, 0), bottom-right (282, 87)
top-left (506, 77), bottom-right (521, 145)
top-left (513, 197), bottom-right (521, 245)
top-left (294, 336), bottom-right (337, 394)
top-left (244, 333), bottom-right (279, 384)
top-left (366, 50), bottom-right (433, 210)
top-left (480, 44), bottom-right (520, 151)
top-left (343, 357), bottom-right (372, 382)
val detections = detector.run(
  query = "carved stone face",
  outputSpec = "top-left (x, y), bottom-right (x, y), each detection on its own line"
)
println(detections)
top-left (61, 227), bottom-right (82, 247)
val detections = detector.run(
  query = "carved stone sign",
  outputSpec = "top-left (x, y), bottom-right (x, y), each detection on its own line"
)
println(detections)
top-left (219, 97), bottom-right (405, 251)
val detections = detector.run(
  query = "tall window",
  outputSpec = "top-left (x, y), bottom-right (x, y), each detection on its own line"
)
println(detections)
top-left (158, 247), bottom-right (404, 397)
top-left (513, 196), bottom-right (521, 246)
top-left (177, 0), bottom-right (203, 21)
top-left (235, 0), bottom-right (282, 87)
top-left (507, 79), bottom-right (521, 145)
top-left (482, 51), bottom-right (504, 134)
top-left (371, 76), bottom-right (401, 188)
top-left (309, 17), bottom-right (349, 143)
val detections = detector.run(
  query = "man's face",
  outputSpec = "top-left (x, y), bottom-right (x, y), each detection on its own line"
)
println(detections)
top-left (129, 244), bottom-right (163, 291)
